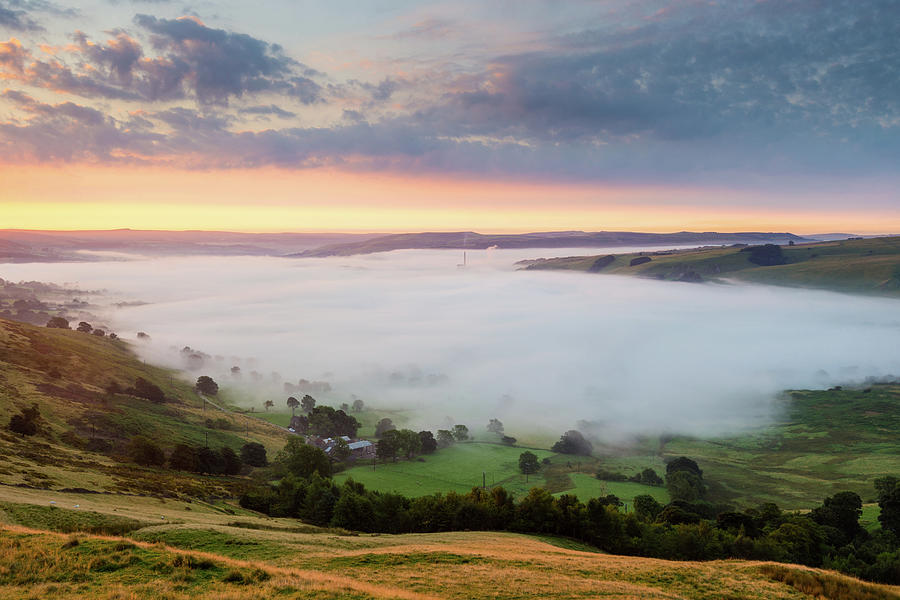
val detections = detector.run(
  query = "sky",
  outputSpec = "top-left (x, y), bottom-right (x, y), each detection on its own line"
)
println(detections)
top-left (1, 0), bottom-right (898, 233)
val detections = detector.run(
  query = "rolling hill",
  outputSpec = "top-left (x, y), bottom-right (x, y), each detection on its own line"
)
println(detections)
top-left (519, 236), bottom-right (900, 296)
top-left (294, 230), bottom-right (813, 257)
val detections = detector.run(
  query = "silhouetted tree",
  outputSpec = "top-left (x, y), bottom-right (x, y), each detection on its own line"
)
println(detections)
top-left (286, 396), bottom-right (300, 416)
top-left (169, 444), bottom-right (197, 471)
top-left (241, 442), bottom-right (268, 467)
top-left (131, 377), bottom-right (166, 403)
top-left (76, 321), bottom-right (93, 333)
top-left (487, 418), bottom-right (504, 435)
top-left (221, 446), bottom-right (242, 475)
top-left (264, 399), bottom-right (274, 411)
top-left (351, 398), bottom-right (364, 412)
top-left (452, 424), bottom-right (469, 441)
top-left (195, 375), bottom-right (219, 396)
top-left (46, 316), bottom-right (69, 329)
top-left (301, 394), bottom-right (316, 413)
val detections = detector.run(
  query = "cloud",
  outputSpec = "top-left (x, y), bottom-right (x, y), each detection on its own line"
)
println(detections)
top-left (0, 0), bottom-right (78, 31)
top-left (3, 251), bottom-right (899, 438)
top-left (0, 37), bottom-right (28, 72)
top-left (238, 104), bottom-right (296, 119)
top-left (132, 14), bottom-right (322, 105)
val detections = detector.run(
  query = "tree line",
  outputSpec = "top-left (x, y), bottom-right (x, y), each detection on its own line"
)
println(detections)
top-left (239, 440), bottom-right (900, 585)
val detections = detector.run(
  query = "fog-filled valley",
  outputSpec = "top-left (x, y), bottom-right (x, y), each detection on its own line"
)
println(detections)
top-left (4, 248), bottom-right (898, 438)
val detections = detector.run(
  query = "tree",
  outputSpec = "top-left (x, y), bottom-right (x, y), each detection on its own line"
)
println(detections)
top-left (418, 430), bottom-right (437, 454)
top-left (286, 396), bottom-right (300, 416)
top-left (666, 470), bottom-right (705, 502)
top-left (241, 442), bottom-right (268, 467)
top-left (487, 418), bottom-right (504, 435)
top-left (745, 243), bottom-right (786, 266)
top-left (666, 456), bottom-right (702, 479)
top-left (136, 331), bottom-right (151, 340)
top-left (264, 399), bottom-right (274, 411)
top-left (452, 424), bottom-right (469, 442)
top-left (375, 418), bottom-right (396, 437)
top-left (301, 394), bottom-right (316, 413)
top-left (276, 437), bottom-right (331, 478)
top-left (127, 436), bottom-right (165, 467)
top-left (169, 444), bottom-right (197, 471)
top-left (551, 430), bottom-right (592, 455)
top-left (8, 404), bottom-right (40, 436)
top-left (500, 435), bottom-right (517, 446)
top-left (352, 398), bottom-right (364, 412)
top-left (630, 468), bottom-right (663, 486)
top-left (876, 477), bottom-right (900, 536)
top-left (810, 491), bottom-right (863, 545)
top-left (195, 446), bottom-right (225, 474)
top-left (92, 329), bottom-right (106, 337)
top-left (195, 376), bottom-right (219, 396)
top-left (76, 321), bottom-right (93, 333)
top-left (131, 377), bottom-right (166, 403)
top-left (633, 494), bottom-right (663, 521)
top-left (518, 451), bottom-right (540, 482)
top-left (340, 402), bottom-right (350, 412)
top-left (377, 430), bottom-right (400, 463)
top-left (436, 429), bottom-right (455, 448)
top-left (332, 438), bottom-right (351, 462)
top-left (46, 316), bottom-right (69, 329)
top-left (395, 429), bottom-right (422, 459)
top-left (221, 446), bottom-right (242, 475)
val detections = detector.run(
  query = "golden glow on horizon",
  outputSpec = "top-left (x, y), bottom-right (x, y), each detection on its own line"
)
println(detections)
top-left (1, 165), bottom-right (897, 234)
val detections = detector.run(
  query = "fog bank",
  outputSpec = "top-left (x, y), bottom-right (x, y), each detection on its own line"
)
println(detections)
top-left (3, 248), bottom-right (899, 438)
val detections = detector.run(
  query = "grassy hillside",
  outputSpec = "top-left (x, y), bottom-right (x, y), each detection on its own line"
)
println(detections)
top-left (0, 318), bottom-right (289, 495)
top-left (520, 236), bottom-right (900, 296)
top-left (1, 484), bottom-right (897, 600)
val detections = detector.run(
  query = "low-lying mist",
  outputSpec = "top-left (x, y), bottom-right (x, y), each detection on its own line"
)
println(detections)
top-left (4, 248), bottom-right (899, 439)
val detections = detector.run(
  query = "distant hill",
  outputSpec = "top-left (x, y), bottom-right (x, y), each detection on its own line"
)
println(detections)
top-left (0, 229), bottom-right (383, 262)
top-left (294, 230), bottom-right (814, 257)
top-left (519, 235), bottom-right (900, 296)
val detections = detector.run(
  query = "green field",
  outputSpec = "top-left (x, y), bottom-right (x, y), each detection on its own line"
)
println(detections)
top-left (521, 235), bottom-right (900, 296)
top-left (557, 473), bottom-right (669, 507)
top-left (336, 442), bottom-right (557, 498)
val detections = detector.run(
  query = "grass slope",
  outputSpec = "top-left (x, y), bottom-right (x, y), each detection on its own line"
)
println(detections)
top-left (2, 484), bottom-right (897, 600)
top-left (521, 236), bottom-right (900, 296)
top-left (0, 318), bottom-right (289, 495)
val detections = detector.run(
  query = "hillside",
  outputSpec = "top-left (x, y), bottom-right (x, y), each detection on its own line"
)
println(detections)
top-left (1, 485), bottom-right (898, 599)
top-left (0, 318), bottom-right (290, 496)
top-left (295, 230), bottom-right (813, 257)
top-left (519, 236), bottom-right (900, 296)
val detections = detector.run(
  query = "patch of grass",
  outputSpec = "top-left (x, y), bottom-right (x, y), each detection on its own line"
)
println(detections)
top-left (555, 473), bottom-right (669, 506)
top-left (757, 564), bottom-right (899, 600)
top-left (335, 442), bottom-right (556, 498)
top-left (0, 501), bottom-right (151, 535)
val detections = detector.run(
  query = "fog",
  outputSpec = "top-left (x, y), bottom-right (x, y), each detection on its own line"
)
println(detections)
top-left (4, 248), bottom-right (899, 439)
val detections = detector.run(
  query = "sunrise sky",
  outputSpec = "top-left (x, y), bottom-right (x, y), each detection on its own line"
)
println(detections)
top-left (1, 0), bottom-right (897, 233)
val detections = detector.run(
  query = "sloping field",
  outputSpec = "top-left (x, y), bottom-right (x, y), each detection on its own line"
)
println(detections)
top-left (1, 484), bottom-right (897, 600)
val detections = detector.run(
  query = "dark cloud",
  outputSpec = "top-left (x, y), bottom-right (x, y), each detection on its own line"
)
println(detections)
top-left (0, 0), bottom-right (78, 30)
top-left (132, 14), bottom-right (321, 105)
top-left (238, 104), bottom-right (296, 118)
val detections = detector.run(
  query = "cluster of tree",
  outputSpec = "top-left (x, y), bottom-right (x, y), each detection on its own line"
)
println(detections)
top-left (284, 379), bottom-right (332, 395)
top-left (741, 243), bottom-right (787, 266)
top-left (376, 429), bottom-right (437, 462)
top-left (289, 405), bottom-right (360, 438)
top-left (126, 436), bottom-right (267, 473)
top-left (241, 452), bottom-right (900, 585)
top-left (7, 403), bottom-right (41, 436)
top-left (551, 430), bottom-right (593, 455)
top-left (665, 457), bottom-right (706, 502)
top-left (596, 467), bottom-right (663, 486)
top-left (72, 321), bottom-right (116, 338)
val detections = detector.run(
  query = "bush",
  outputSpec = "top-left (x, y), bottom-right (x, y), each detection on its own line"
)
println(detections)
top-left (241, 442), bottom-right (268, 467)
top-left (8, 404), bottom-right (40, 436)
top-left (127, 436), bottom-right (165, 467)
top-left (46, 316), bottom-right (70, 329)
